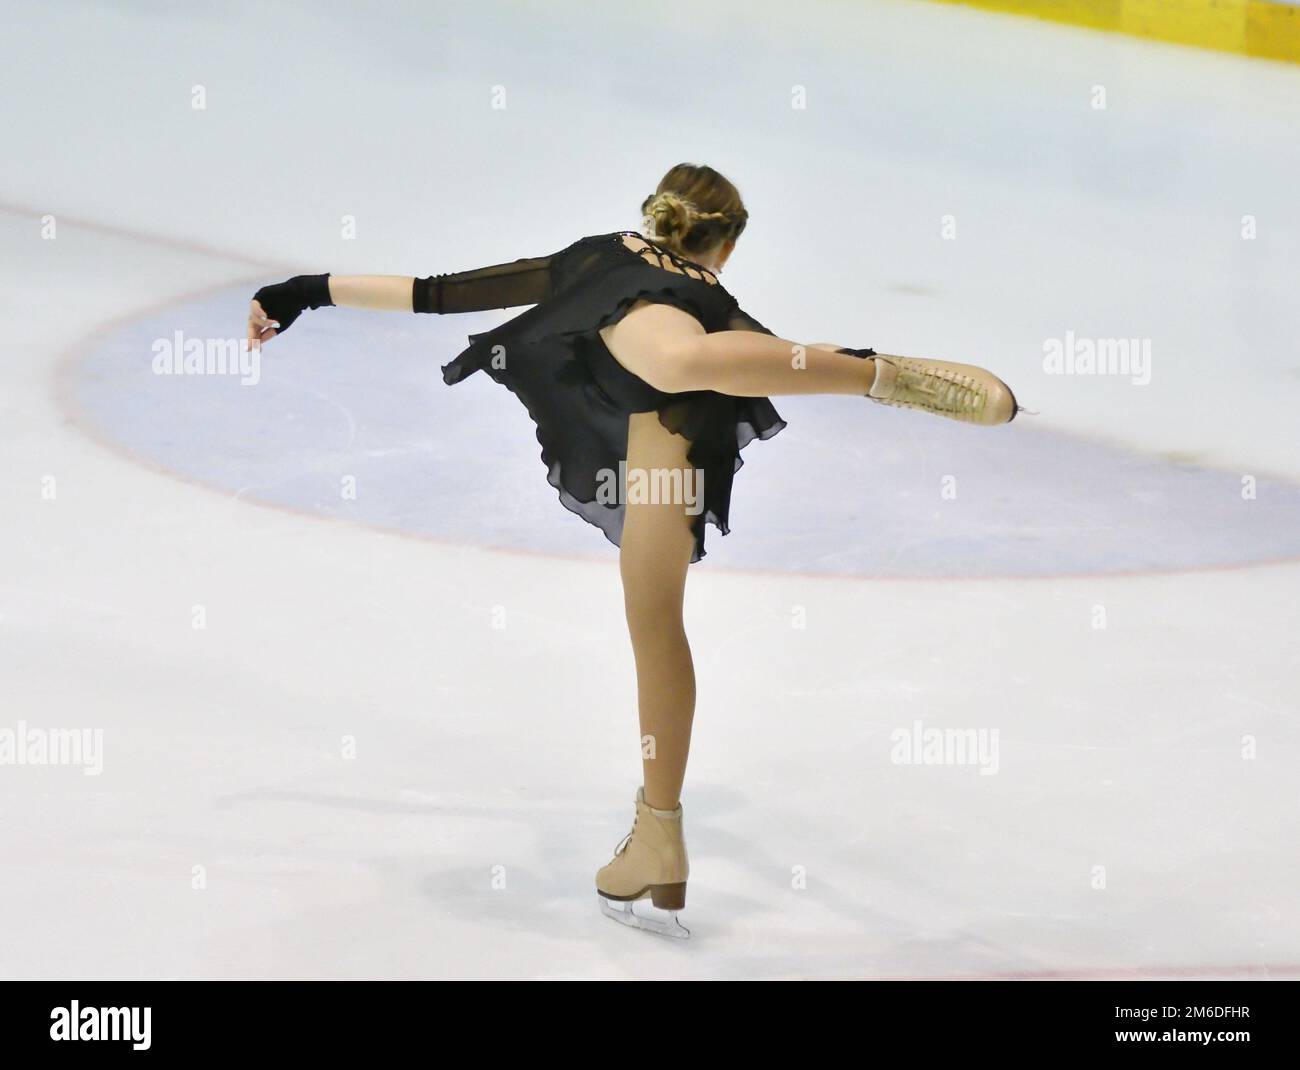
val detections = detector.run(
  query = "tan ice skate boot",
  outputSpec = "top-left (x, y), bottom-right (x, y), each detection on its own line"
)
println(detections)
top-left (849, 349), bottom-right (1019, 426)
top-left (596, 787), bottom-right (690, 939)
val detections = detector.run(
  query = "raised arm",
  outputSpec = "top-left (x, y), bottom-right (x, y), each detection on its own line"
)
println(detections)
top-left (248, 254), bottom-right (554, 347)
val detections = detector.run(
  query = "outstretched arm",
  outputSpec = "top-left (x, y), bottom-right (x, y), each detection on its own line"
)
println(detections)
top-left (246, 274), bottom-right (414, 348)
top-left (247, 253), bottom-right (554, 347)
top-left (330, 275), bottom-right (419, 311)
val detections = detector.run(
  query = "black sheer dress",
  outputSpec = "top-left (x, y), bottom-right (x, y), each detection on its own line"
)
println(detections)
top-left (416, 231), bottom-right (788, 562)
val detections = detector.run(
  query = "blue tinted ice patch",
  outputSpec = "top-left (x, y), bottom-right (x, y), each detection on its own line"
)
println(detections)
top-left (69, 286), bottom-right (1300, 578)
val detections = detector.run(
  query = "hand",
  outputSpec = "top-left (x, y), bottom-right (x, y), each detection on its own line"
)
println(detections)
top-left (247, 298), bottom-right (280, 349)
top-left (247, 275), bottom-right (332, 348)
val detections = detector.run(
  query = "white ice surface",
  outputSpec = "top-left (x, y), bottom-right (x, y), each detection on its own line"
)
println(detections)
top-left (1, 0), bottom-right (1298, 979)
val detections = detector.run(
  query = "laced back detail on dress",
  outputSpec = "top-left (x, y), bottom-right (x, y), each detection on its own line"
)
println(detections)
top-left (413, 231), bottom-right (728, 317)
top-left (614, 232), bottom-right (720, 286)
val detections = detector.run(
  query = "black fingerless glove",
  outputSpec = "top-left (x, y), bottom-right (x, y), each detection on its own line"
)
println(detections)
top-left (252, 274), bottom-right (334, 335)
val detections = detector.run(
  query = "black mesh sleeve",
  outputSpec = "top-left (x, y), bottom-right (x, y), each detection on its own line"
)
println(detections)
top-left (413, 255), bottom-right (553, 314)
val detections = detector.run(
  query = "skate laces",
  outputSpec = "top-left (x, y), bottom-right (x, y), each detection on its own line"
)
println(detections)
top-left (881, 357), bottom-right (987, 418)
top-left (613, 812), bottom-right (638, 857)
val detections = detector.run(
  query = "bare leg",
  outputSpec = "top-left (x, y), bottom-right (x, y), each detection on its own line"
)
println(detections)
top-left (600, 301), bottom-right (876, 397)
top-left (619, 411), bottom-right (698, 811)
top-left (670, 331), bottom-right (878, 397)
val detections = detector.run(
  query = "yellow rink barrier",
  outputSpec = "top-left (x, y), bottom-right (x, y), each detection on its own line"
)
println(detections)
top-left (925, 0), bottom-right (1300, 63)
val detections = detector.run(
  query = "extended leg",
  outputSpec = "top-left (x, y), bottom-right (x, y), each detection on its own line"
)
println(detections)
top-left (667, 330), bottom-right (880, 396)
top-left (600, 302), bottom-right (1018, 424)
top-left (600, 301), bottom-right (874, 397)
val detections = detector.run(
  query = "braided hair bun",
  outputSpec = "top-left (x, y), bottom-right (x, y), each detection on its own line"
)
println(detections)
top-left (640, 164), bottom-right (748, 259)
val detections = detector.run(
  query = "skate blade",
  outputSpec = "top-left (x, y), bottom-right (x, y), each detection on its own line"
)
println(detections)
top-left (598, 896), bottom-right (690, 940)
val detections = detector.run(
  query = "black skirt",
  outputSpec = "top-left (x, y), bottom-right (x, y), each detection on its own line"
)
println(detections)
top-left (440, 232), bottom-right (787, 562)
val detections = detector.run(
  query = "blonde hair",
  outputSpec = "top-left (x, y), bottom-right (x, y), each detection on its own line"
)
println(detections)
top-left (640, 163), bottom-right (748, 260)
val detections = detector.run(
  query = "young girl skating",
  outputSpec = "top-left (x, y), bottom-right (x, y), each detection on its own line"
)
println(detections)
top-left (247, 163), bottom-right (1018, 938)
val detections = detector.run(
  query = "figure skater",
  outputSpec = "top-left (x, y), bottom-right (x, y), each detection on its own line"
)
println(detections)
top-left (247, 163), bottom-right (1018, 938)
